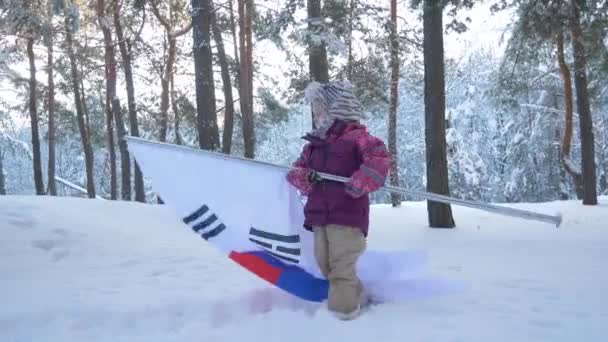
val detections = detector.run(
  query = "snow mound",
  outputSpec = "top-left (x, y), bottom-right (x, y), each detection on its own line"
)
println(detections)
top-left (1, 196), bottom-right (607, 341)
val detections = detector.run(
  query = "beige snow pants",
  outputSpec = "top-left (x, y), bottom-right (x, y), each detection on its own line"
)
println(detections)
top-left (313, 224), bottom-right (366, 318)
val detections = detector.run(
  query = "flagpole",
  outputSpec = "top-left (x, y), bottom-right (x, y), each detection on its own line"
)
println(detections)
top-left (125, 136), bottom-right (563, 227)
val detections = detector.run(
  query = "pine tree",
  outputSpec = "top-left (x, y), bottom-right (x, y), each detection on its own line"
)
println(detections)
top-left (192, 0), bottom-right (220, 150)
top-left (388, 0), bottom-right (401, 207)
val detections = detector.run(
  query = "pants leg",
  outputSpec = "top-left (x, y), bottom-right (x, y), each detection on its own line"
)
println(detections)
top-left (313, 226), bottom-right (330, 278)
top-left (325, 224), bottom-right (366, 317)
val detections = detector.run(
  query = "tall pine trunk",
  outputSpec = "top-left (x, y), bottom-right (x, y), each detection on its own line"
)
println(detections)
top-left (238, 0), bottom-right (255, 158)
top-left (105, 92), bottom-right (117, 199)
top-left (556, 30), bottom-right (583, 198)
top-left (64, 4), bottom-right (96, 198)
top-left (569, 0), bottom-right (598, 205)
top-left (27, 38), bottom-right (45, 195)
top-left (97, 0), bottom-right (120, 200)
top-left (160, 37), bottom-right (176, 142)
top-left (423, 0), bottom-right (455, 228)
top-left (46, 0), bottom-right (57, 196)
top-left (192, 0), bottom-right (220, 150)
top-left (114, 3), bottom-right (145, 202)
top-left (307, 0), bottom-right (329, 82)
top-left (114, 102), bottom-right (131, 200)
top-left (307, 0), bottom-right (328, 129)
top-left (346, 0), bottom-right (354, 80)
top-left (246, 0), bottom-right (254, 156)
top-left (170, 73), bottom-right (183, 145)
top-left (388, 0), bottom-right (401, 207)
top-left (211, 8), bottom-right (235, 154)
top-left (151, 2), bottom-right (192, 143)
top-left (0, 148), bottom-right (6, 195)
top-left (229, 0), bottom-right (240, 77)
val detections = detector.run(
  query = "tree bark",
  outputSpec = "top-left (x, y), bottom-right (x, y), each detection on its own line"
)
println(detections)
top-left (64, 3), bottom-right (96, 198)
top-left (46, 0), bottom-right (57, 196)
top-left (423, 0), bottom-right (455, 228)
top-left (105, 94), bottom-right (117, 199)
top-left (307, 0), bottom-right (328, 129)
top-left (151, 2), bottom-right (191, 143)
top-left (346, 0), bottom-right (354, 80)
top-left (238, 0), bottom-right (255, 158)
top-left (245, 0), bottom-right (254, 157)
top-left (27, 38), bottom-right (45, 195)
top-left (211, 8), bottom-right (235, 154)
top-left (569, 0), bottom-right (598, 205)
top-left (170, 72), bottom-right (183, 145)
top-left (97, 0), bottom-right (121, 200)
top-left (114, 101), bottom-right (131, 200)
top-left (307, 0), bottom-right (329, 83)
top-left (98, 0), bottom-right (130, 201)
top-left (556, 30), bottom-right (583, 199)
top-left (389, 0), bottom-right (401, 207)
top-left (229, 0), bottom-right (241, 83)
top-left (192, 0), bottom-right (220, 150)
top-left (114, 2), bottom-right (145, 202)
top-left (0, 148), bottom-right (6, 195)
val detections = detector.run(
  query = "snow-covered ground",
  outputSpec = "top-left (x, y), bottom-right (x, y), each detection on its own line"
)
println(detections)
top-left (1, 195), bottom-right (607, 341)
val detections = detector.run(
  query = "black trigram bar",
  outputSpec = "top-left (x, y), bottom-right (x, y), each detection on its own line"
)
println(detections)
top-left (249, 228), bottom-right (300, 243)
top-left (276, 246), bottom-right (301, 256)
top-left (193, 214), bottom-right (218, 232)
top-left (182, 204), bottom-right (226, 241)
top-left (267, 250), bottom-right (299, 264)
top-left (202, 223), bottom-right (226, 240)
top-left (249, 238), bottom-right (272, 249)
top-left (183, 205), bottom-right (209, 224)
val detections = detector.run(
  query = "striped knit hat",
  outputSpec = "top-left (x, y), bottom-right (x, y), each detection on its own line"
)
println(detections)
top-left (304, 80), bottom-right (364, 122)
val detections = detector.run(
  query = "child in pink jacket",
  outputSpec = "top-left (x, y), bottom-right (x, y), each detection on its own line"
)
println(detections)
top-left (287, 81), bottom-right (391, 319)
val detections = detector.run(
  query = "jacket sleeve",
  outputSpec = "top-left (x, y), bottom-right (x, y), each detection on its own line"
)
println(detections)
top-left (286, 144), bottom-right (314, 196)
top-left (345, 132), bottom-right (391, 198)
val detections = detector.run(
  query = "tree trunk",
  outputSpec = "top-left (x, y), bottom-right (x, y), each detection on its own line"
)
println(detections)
top-left (159, 37), bottom-right (176, 142)
top-left (46, 0), bottom-right (57, 196)
top-left (307, 0), bottom-right (329, 83)
top-left (245, 0), bottom-right (254, 157)
top-left (238, 0), bottom-right (255, 158)
top-left (100, 0), bottom-right (131, 201)
top-left (0, 145), bottom-right (6, 195)
top-left (105, 94), bottom-right (117, 200)
top-left (569, 0), bottom-right (598, 205)
top-left (346, 0), bottom-right (354, 80)
top-left (0, 149), bottom-right (6, 195)
top-left (171, 71), bottom-right (183, 145)
top-left (151, 1), bottom-right (192, 144)
top-left (388, 0), bottom-right (401, 207)
top-left (114, 3), bottom-right (145, 202)
top-left (64, 4), bottom-right (96, 198)
top-left (556, 30), bottom-right (583, 199)
top-left (307, 0), bottom-right (328, 129)
top-left (27, 38), bottom-right (45, 195)
top-left (80, 71), bottom-right (91, 138)
top-left (423, 0), bottom-right (455, 228)
top-left (97, 0), bottom-right (120, 200)
top-left (211, 8), bottom-right (235, 154)
top-left (229, 0), bottom-right (241, 84)
top-left (114, 100), bottom-right (131, 200)
top-left (192, 0), bottom-right (220, 150)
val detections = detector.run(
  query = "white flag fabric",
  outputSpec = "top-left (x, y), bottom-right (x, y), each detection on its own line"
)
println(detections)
top-left (126, 137), bottom-right (460, 303)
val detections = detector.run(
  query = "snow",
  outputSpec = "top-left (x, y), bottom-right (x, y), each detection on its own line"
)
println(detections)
top-left (1, 195), bottom-right (608, 341)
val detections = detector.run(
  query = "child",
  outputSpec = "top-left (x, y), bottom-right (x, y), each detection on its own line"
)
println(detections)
top-left (287, 81), bottom-right (391, 320)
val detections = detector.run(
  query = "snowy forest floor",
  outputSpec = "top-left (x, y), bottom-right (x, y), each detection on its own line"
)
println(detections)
top-left (1, 195), bottom-right (607, 341)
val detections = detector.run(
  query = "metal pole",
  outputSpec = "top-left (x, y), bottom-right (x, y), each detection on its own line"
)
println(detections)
top-left (317, 172), bottom-right (562, 227)
top-left (125, 136), bottom-right (563, 227)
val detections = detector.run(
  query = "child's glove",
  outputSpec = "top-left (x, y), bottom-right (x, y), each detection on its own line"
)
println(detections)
top-left (307, 170), bottom-right (323, 184)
